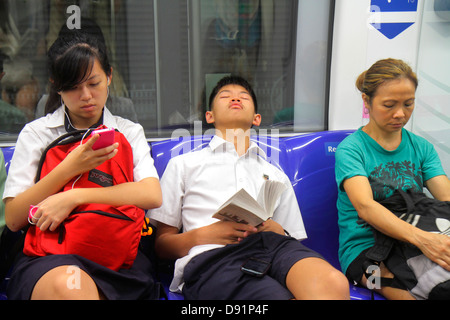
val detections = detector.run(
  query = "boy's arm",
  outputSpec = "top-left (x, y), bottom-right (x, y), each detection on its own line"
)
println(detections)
top-left (154, 222), bottom-right (194, 260)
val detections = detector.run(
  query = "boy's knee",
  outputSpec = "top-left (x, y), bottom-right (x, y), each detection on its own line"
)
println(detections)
top-left (287, 258), bottom-right (350, 299)
top-left (325, 269), bottom-right (350, 296)
top-left (307, 268), bottom-right (349, 299)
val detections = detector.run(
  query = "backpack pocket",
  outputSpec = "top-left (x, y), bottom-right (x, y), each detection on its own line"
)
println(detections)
top-left (24, 205), bottom-right (145, 271)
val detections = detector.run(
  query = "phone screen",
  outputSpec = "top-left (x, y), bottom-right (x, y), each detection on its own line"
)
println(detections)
top-left (240, 257), bottom-right (271, 277)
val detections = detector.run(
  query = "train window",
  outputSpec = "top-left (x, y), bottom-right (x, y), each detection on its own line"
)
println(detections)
top-left (413, 0), bottom-right (450, 177)
top-left (0, 0), bottom-right (334, 142)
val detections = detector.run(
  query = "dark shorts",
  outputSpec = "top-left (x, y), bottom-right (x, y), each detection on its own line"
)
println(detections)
top-left (183, 232), bottom-right (323, 300)
top-left (6, 250), bottom-right (160, 300)
top-left (345, 248), bottom-right (372, 285)
top-left (346, 248), bottom-right (408, 290)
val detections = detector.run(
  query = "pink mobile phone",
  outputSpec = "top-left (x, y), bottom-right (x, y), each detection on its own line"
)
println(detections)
top-left (90, 128), bottom-right (115, 150)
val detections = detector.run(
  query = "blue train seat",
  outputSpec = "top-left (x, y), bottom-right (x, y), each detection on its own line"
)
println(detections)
top-left (0, 131), bottom-right (385, 300)
top-left (149, 131), bottom-right (384, 300)
top-left (281, 131), bottom-right (349, 270)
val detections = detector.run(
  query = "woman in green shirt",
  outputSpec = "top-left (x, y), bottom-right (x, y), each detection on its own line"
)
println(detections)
top-left (335, 58), bottom-right (450, 299)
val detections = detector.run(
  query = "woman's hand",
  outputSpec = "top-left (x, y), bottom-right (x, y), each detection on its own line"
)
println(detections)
top-left (413, 230), bottom-right (450, 272)
top-left (60, 134), bottom-right (118, 178)
top-left (32, 189), bottom-right (81, 232)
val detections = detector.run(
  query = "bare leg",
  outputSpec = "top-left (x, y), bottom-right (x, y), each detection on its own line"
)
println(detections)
top-left (286, 257), bottom-right (350, 300)
top-left (31, 265), bottom-right (102, 300)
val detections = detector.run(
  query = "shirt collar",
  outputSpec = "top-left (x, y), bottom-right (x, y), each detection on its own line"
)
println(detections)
top-left (46, 106), bottom-right (117, 131)
top-left (209, 135), bottom-right (267, 160)
top-left (64, 107), bottom-right (104, 132)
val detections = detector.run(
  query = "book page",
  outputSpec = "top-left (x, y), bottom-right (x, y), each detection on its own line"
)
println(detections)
top-left (212, 180), bottom-right (287, 226)
top-left (213, 188), bottom-right (268, 226)
top-left (256, 180), bottom-right (287, 216)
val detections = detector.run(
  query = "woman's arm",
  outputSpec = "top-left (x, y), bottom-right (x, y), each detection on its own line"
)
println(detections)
top-left (344, 175), bottom-right (450, 271)
top-left (6, 135), bottom-right (123, 232)
top-left (33, 176), bottom-right (161, 232)
top-left (427, 175), bottom-right (450, 201)
top-left (344, 176), bottom-right (418, 242)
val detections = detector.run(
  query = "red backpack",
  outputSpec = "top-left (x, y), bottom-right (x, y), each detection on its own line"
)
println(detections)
top-left (23, 126), bottom-right (146, 271)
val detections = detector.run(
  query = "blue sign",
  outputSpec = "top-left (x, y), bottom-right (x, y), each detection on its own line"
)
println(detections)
top-left (370, 0), bottom-right (418, 39)
top-left (371, 0), bottom-right (418, 12)
top-left (325, 142), bottom-right (339, 156)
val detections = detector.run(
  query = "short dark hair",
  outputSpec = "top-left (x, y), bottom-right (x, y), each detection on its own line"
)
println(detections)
top-left (208, 75), bottom-right (258, 113)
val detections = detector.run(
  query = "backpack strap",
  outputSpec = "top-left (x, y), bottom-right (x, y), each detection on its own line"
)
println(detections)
top-left (34, 129), bottom-right (92, 183)
top-left (365, 231), bottom-right (395, 262)
top-left (362, 259), bottom-right (394, 288)
top-left (363, 189), bottom-right (423, 291)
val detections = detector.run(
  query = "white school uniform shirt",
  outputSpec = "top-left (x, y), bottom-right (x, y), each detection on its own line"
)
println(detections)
top-left (149, 135), bottom-right (307, 292)
top-left (4, 106), bottom-right (158, 200)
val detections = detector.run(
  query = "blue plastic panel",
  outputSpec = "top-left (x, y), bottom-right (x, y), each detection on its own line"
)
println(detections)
top-left (282, 131), bottom-right (353, 270)
top-left (1, 146), bottom-right (15, 174)
top-left (1, 131), bottom-right (386, 300)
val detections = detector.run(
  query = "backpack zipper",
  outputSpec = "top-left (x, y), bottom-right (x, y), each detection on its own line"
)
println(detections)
top-left (57, 210), bottom-right (133, 244)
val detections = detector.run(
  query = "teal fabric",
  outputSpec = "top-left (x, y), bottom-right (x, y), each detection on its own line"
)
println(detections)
top-left (335, 127), bottom-right (446, 274)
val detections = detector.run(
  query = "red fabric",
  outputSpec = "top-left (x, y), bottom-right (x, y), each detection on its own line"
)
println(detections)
top-left (23, 127), bottom-right (145, 271)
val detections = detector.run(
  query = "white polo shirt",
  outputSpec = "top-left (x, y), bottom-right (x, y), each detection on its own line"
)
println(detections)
top-left (149, 135), bottom-right (307, 292)
top-left (4, 106), bottom-right (158, 200)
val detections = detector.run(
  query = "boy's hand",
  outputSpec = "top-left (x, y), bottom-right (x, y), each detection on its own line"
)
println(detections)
top-left (257, 218), bottom-right (285, 235)
top-left (196, 220), bottom-right (258, 245)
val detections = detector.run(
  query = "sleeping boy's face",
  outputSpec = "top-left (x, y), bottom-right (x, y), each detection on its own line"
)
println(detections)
top-left (206, 84), bottom-right (261, 130)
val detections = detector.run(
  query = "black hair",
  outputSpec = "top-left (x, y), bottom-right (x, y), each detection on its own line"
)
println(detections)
top-left (45, 26), bottom-right (111, 114)
top-left (208, 75), bottom-right (258, 113)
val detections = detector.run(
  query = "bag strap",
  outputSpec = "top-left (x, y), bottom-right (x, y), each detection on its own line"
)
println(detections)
top-left (364, 189), bottom-right (414, 263)
top-left (34, 129), bottom-right (92, 183)
top-left (365, 231), bottom-right (395, 262)
top-left (395, 189), bottom-right (416, 215)
top-left (362, 260), bottom-right (394, 288)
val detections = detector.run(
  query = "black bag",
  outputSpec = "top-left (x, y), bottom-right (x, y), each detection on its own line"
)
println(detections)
top-left (363, 189), bottom-right (450, 299)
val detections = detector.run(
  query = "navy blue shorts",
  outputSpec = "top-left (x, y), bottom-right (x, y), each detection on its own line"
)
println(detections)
top-left (7, 250), bottom-right (160, 300)
top-left (183, 232), bottom-right (323, 300)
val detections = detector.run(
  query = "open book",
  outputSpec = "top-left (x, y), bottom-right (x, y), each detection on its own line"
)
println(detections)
top-left (212, 180), bottom-right (287, 226)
